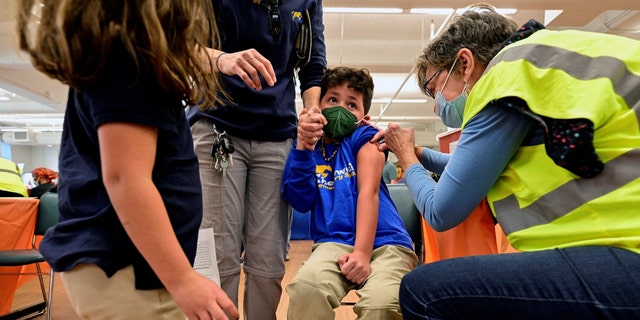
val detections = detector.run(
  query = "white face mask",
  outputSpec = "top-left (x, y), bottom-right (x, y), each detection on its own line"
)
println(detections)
top-left (434, 58), bottom-right (468, 128)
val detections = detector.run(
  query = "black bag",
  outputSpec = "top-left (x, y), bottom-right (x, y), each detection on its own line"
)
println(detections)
top-left (294, 9), bottom-right (312, 69)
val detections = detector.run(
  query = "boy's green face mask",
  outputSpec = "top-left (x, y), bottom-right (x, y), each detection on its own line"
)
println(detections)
top-left (321, 106), bottom-right (358, 140)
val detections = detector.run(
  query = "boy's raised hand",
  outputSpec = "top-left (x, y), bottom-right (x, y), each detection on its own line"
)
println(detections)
top-left (297, 106), bottom-right (326, 151)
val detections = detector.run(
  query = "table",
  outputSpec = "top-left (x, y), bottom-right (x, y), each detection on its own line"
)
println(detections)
top-left (0, 197), bottom-right (41, 315)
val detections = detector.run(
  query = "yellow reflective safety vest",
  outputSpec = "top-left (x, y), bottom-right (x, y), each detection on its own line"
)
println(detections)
top-left (464, 29), bottom-right (640, 254)
top-left (0, 158), bottom-right (28, 197)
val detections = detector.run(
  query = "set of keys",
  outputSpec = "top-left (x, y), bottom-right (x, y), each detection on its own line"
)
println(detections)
top-left (211, 125), bottom-right (234, 177)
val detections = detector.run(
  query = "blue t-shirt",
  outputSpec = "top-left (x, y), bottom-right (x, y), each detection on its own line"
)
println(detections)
top-left (282, 125), bottom-right (413, 250)
top-left (187, 0), bottom-right (327, 141)
top-left (40, 45), bottom-right (203, 290)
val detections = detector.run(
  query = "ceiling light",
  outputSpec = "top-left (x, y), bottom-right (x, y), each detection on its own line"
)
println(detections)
top-left (456, 8), bottom-right (517, 15)
top-left (372, 98), bottom-right (428, 104)
top-left (544, 10), bottom-right (563, 25)
top-left (324, 7), bottom-right (403, 14)
top-left (0, 97), bottom-right (9, 101)
top-left (0, 128), bottom-right (29, 132)
top-left (410, 8), bottom-right (454, 15)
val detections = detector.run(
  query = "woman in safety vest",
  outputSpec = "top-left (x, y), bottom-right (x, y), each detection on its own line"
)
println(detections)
top-left (0, 157), bottom-right (27, 197)
top-left (377, 4), bottom-right (640, 319)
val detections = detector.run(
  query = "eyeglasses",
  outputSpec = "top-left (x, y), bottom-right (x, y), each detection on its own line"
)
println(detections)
top-left (421, 66), bottom-right (445, 99)
top-left (265, 0), bottom-right (282, 37)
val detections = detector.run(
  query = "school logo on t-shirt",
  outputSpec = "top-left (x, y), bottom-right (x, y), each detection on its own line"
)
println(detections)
top-left (315, 163), bottom-right (356, 190)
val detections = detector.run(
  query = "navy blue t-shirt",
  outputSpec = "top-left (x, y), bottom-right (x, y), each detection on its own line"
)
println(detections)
top-left (186, 0), bottom-right (326, 141)
top-left (39, 46), bottom-right (203, 290)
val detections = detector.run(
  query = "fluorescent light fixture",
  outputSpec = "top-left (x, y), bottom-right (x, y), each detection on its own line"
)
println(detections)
top-left (456, 8), bottom-right (517, 15)
top-left (296, 98), bottom-right (427, 104)
top-left (496, 8), bottom-right (517, 15)
top-left (544, 10), bottom-right (563, 25)
top-left (372, 98), bottom-right (428, 104)
top-left (0, 97), bottom-right (9, 101)
top-left (410, 8), bottom-right (454, 15)
top-left (324, 7), bottom-right (403, 14)
top-left (31, 128), bottom-right (64, 133)
top-left (0, 128), bottom-right (29, 132)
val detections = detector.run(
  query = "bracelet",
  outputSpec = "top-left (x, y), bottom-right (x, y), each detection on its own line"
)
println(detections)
top-left (215, 52), bottom-right (228, 72)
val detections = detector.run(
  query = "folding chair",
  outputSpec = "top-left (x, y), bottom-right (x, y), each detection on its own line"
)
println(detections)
top-left (0, 192), bottom-right (58, 320)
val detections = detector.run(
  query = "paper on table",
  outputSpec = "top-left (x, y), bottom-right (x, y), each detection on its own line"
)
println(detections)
top-left (193, 228), bottom-right (221, 285)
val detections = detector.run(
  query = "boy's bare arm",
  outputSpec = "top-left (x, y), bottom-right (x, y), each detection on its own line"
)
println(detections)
top-left (337, 141), bottom-right (384, 284)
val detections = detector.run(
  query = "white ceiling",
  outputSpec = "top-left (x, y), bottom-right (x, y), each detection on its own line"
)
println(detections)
top-left (1, 0), bottom-right (639, 147)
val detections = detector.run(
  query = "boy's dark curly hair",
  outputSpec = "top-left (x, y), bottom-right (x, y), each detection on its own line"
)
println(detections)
top-left (320, 67), bottom-right (374, 114)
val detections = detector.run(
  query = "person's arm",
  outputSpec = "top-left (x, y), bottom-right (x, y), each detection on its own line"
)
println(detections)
top-left (301, 86), bottom-right (321, 110)
top-left (281, 146), bottom-right (318, 213)
top-left (337, 141), bottom-right (382, 285)
top-left (297, 1), bottom-right (327, 96)
top-left (415, 145), bottom-right (450, 175)
top-left (99, 122), bottom-right (238, 320)
top-left (405, 104), bottom-right (534, 231)
top-left (205, 47), bottom-right (276, 90)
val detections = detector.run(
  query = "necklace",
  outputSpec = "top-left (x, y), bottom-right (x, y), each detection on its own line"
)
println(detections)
top-left (319, 140), bottom-right (340, 162)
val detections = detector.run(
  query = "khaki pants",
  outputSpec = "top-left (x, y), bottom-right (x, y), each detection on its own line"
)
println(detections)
top-left (286, 243), bottom-right (419, 320)
top-left (61, 264), bottom-right (185, 320)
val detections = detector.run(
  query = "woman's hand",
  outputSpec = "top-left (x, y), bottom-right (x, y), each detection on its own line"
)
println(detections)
top-left (216, 49), bottom-right (276, 90)
top-left (370, 129), bottom-right (387, 151)
top-left (361, 118), bottom-right (387, 150)
top-left (297, 106), bottom-right (326, 150)
top-left (384, 123), bottom-right (419, 170)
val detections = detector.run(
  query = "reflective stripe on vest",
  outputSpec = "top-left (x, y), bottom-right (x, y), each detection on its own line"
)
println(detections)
top-left (495, 148), bottom-right (640, 235)
top-left (487, 43), bottom-right (640, 118)
top-left (0, 168), bottom-right (21, 177)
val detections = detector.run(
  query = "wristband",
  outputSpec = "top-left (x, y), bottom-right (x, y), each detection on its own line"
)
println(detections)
top-left (215, 52), bottom-right (228, 72)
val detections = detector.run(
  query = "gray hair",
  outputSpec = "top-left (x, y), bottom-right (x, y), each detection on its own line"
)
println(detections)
top-left (415, 3), bottom-right (518, 92)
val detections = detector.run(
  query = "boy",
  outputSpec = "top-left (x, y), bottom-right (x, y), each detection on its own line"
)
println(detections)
top-left (281, 66), bottom-right (418, 319)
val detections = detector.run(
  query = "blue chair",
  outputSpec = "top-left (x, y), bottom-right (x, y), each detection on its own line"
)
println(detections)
top-left (387, 183), bottom-right (423, 261)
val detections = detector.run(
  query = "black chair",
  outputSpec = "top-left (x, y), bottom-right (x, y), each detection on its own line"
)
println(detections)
top-left (0, 192), bottom-right (58, 320)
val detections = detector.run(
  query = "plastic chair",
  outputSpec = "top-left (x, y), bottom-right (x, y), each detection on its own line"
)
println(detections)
top-left (341, 183), bottom-right (423, 306)
top-left (0, 192), bottom-right (58, 320)
top-left (386, 183), bottom-right (423, 261)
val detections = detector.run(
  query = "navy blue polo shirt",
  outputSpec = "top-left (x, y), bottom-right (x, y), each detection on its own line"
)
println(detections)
top-left (186, 0), bottom-right (326, 141)
top-left (40, 45), bottom-right (202, 290)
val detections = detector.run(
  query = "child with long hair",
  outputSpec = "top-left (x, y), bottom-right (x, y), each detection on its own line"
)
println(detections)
top-left (17, 1), bottom-right (238, 319)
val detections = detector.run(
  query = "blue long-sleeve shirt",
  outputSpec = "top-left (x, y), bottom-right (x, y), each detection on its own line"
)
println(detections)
top-left (187, 0), bottom-right (327, 141)
top-left (406, 101), bottom-right (540, 231)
